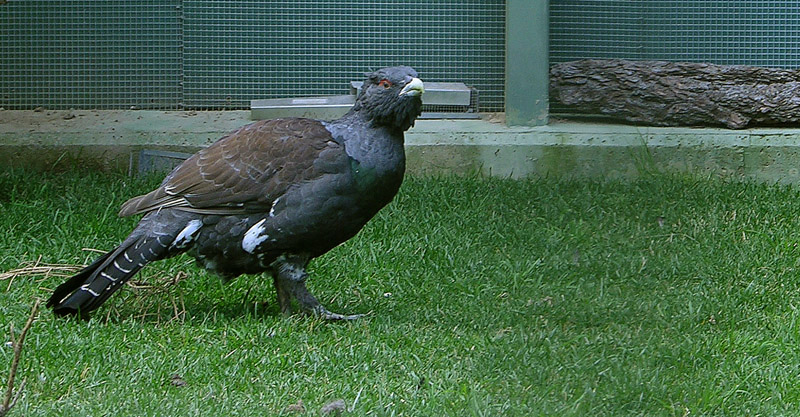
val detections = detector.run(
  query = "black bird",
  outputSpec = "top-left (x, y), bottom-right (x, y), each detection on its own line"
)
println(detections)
top-left (47, 66), bottom-right (424, 320)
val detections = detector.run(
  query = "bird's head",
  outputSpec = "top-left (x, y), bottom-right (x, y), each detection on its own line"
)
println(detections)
top-left (352, 66), bottom-right (424, 131)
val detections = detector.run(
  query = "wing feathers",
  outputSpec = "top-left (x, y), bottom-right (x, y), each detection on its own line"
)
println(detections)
top-left (119, 118), bottom-right (342, 218)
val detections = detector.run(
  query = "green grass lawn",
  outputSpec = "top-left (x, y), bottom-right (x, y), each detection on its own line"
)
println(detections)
top-left (4, 169), bottom-right (800, 415)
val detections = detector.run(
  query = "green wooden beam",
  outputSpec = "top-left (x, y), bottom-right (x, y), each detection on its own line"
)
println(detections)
top-left (505, 0), bottom-right (548, 126)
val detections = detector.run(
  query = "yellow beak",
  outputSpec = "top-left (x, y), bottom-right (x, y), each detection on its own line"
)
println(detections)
top-left (399, 77), bottom-right (424, 97)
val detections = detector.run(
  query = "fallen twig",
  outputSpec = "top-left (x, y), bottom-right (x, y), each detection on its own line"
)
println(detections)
top-left (3, 255), bottom-right (187, 325)
top-left (110, 271), bottom-right (189, 325)
top-left (0, 258), bottom-right (84, 282)
top-left (1, 299), bottom-right (40, 416)
top-left (0, 249), bottom-right (112, 283)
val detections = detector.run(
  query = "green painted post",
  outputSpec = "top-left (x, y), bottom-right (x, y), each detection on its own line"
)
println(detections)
top-left (505, 0), bottom-right (548, 126)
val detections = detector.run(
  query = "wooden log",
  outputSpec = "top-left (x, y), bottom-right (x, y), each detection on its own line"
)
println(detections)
top-left (550, 59), bottom-right (800, 129)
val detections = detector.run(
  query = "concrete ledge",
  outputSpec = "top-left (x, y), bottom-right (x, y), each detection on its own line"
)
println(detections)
top-left (3, 110), bottom-right (800, 182)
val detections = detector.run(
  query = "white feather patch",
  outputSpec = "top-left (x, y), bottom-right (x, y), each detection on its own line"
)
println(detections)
top-left (81, 284), bottom-right (100, 297)
top-left (269, 197), bottom-right (281, 218)
top-left (242, 219), bottom-right (269, 253)
top-left (170, 219), bottom-right (203, 249)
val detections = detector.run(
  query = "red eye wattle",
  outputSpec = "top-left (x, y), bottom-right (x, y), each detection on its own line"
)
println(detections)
top-left (378, 79), bottom-right (393, 89)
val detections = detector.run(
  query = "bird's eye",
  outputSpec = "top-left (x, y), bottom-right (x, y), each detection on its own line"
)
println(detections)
top-left (378, 79), bottom-right (393, 89)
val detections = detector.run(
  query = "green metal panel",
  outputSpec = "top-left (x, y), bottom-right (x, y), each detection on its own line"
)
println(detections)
top-left (505, 0), bottom-right (548, 126)
top-left (0, 0), bottom-right (182, 110)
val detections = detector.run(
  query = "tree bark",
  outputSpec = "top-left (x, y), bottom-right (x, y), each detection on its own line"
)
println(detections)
top-left (550, 59), bottom-right (800, 129)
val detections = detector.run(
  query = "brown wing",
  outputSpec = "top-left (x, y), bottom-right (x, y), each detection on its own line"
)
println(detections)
top-left (119, 118), bottom-right (344, 217)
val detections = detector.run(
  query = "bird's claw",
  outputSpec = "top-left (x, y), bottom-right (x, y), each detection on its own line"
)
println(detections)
top-left (314, 307), bottom-right (364, 321)
top-left (274, 274), bottom-right (363, 321)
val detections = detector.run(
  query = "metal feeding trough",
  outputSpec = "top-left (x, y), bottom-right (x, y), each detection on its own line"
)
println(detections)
top-left (251, 81), bottom-right (477, 120)
top-left (250, 95), bottom-right (356, 120)
top-left (136, 82), bottom-right (476, 176)
top-left (350, 81), bottom-right (474, 118)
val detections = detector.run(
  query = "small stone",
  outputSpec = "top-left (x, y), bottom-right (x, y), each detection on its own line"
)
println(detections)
top-left (33, 106), bottom-right (45, 112)
top-left (286, 400), bottom-right (305, 413)
top-left (321, 399), bottom-right (346, 415)
top-left (169, 374), bottom-right (187, 387)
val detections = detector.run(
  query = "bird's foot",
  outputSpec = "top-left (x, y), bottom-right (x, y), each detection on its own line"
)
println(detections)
top-left (273, 275), bottom-right (363, 321)
top-left (314, 307), bottom-right (364, 321)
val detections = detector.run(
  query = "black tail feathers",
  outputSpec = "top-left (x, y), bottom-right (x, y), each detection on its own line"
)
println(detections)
top-left (47, 235), bottom-right (170, 317)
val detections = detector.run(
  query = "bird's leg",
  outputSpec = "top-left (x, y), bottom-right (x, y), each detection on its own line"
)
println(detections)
top-left (272, 273), bottom-right (292, 315)
top-left (271, 256), bottom-right (363, 321)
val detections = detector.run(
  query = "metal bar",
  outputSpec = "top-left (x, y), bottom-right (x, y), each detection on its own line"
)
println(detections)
top-left (505, 0), bottom-right (549, 126)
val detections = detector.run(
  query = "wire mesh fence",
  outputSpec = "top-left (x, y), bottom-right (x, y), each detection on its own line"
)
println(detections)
top-left (551, 0), bottom-right (800, 67)
top-left (7, 1), bottom-right (800, 115)
top-left (0, 0), bottom-right (183, 110)
top-left (1, 0), bottom-right (505, 111)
